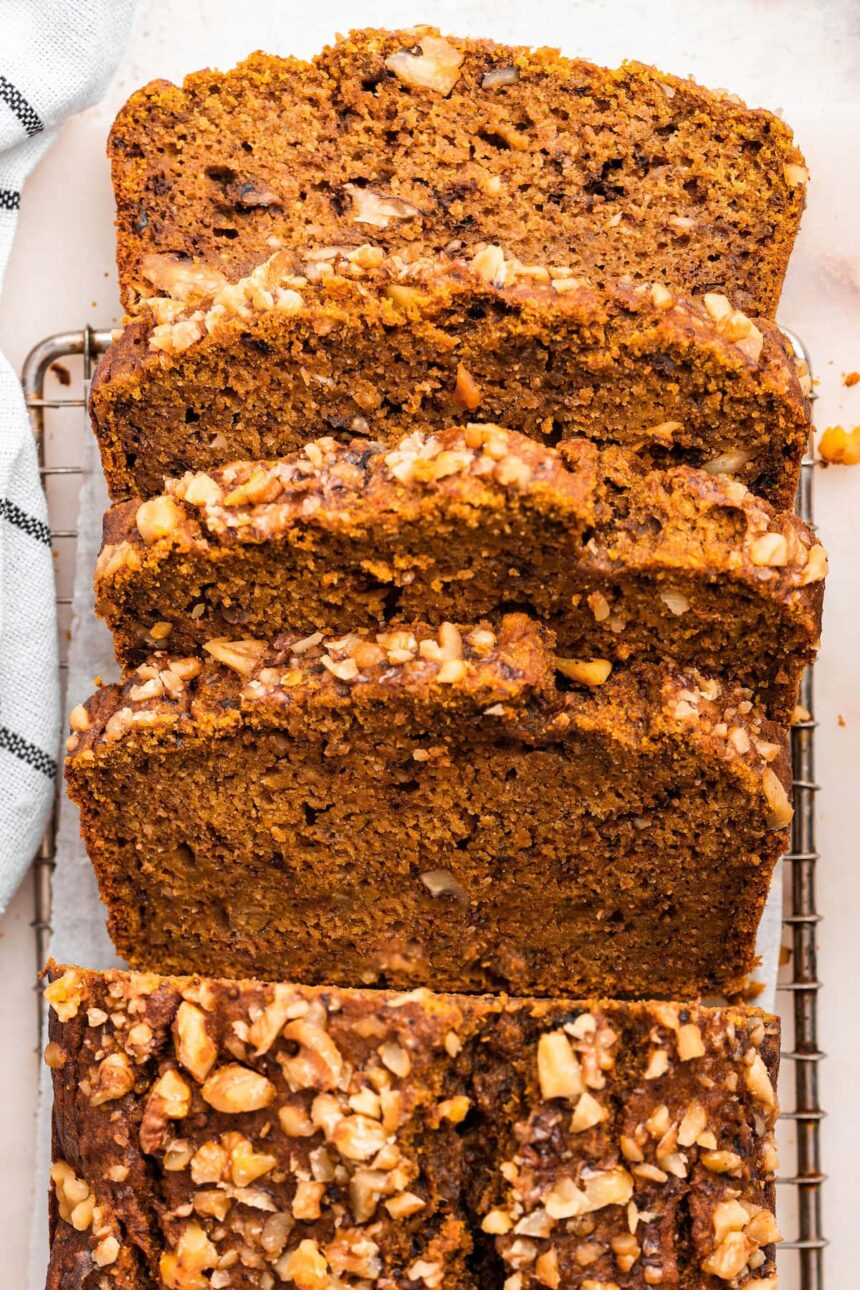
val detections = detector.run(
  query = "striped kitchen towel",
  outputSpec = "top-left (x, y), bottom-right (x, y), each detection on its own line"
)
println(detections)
top-left (0, 0), bottom-right (135, 910)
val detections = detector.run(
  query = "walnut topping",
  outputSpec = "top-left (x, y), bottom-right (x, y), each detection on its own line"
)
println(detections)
top-left (90, 1051), bottom-right (135, 1106)
top-left (702, 1230), bottom-right (757, 1280)
top-left (292, 1179), bottom-right (326, 1221)
top-left (160, 1221), bottom-right (218, 1290)
top-left (385, 35), bottom-right (464, 95)
top-left (482, 1209), bottom-right (513, 1234)
top-left (344, 183), bottom-right (422, 228)
top-left (761, 766), bottom-right (793, 830)
top-left (201, 1063), bottom-right (276, 1113)
top-left (676, 1099), bottom-right (708, 1147)
top-left (801, 543), bottom-right (828, 584)
top-left (50, 1162), bottom-right (94, 1230)
top-left (141, 253), bottom-right (227, 302)
top-left (220, 1132), bottom-right (275, 1187)
top-left (701, 1150), bottom-right (743, 1174)
top-left (544, 1166), bottom-right (634, 1219)
top-left (676, 1023), bottom-right (706, 1062)
top-left (174, 1001), bottom-right (217, 1082)
top-left (471, 243), bottom-right (507, 287)
top-left (190, 1140), bottom-right (228, 1185)
top-left (702, 292), bottom-right (765, 362)
top-left (248, 984), bottom-right (301, 1055)
top-left (332, 1113), bottom-right (390, 1161)
top-left (749, 532), bottom-right (789, 567)
top-left (140, 1069), bottom-right (193, 1153)
top-left (279, 1016), bottom-right (344, 1090)
top-left (69, 703), bottom-right (91, 733)
top-left (44, 970), bottom-right (84, 1021)
top-left (93, 1234), bottom-right (120, 1267)
top-left (745, 1049), bottom-right (777, 1108)
top-left (644, 1047), bottom-right (670, 1080)
top-left (379, 1040), bottom-right (412, 1078)
top-left (534, 1247), bottom-right (560, 1288)
top-left (537, 1030), bottom-right (584, 1100)
top-left (177, 471), bottom-right (222, 507)
top-left (277, 1238), bottom-right (329, 1287)
top-left (203, 637), bottom-right (268, 676)
top-left (570, 1090), bottom-right (607, 1132)
top-left (136, 495), bottom-right (182, 544)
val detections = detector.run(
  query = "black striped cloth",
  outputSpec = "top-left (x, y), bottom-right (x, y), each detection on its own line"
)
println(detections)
top-left (0, 0), bottom-right (135, 909)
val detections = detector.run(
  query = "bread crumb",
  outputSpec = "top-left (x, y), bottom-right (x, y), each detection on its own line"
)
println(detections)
top-left (818, 425), bottom-right (860, 465)
top-left (838, 714), bottom-right (846, 727)
top-left (843, 372), bottom-right (860, 387)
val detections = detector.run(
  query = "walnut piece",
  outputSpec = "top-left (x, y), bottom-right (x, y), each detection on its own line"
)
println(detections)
top-left (385, 35), bottom-right (464, 95)
top-left (201, 1063), bottom-right (276, 1113)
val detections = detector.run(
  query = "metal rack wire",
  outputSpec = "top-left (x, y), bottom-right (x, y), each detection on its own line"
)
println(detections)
top-left (23, 324), bottom-right (826, 1289)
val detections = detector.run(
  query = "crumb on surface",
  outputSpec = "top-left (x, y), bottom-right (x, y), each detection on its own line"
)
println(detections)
top-left (819, 425), bottom-right (860, 465)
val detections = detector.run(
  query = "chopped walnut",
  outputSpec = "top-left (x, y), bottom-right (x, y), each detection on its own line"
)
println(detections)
top-left (50, 1161), bottom-right (94, 1231)
top-left (537, 1031), bottom-right (584, 1100)
top-left (173, 1001), bottom-right (217, 1082)
top-left (90, 1051), bottom-right (135, 1106)
top-left (385, 35), bottom-right (464, 95)
top-left (159, 1221), bottom-right (218, 1290)
top-left (44, 970), bottom-right (84, 1021)
top-left (201, 1063), bottom-right (276, 1113)
top-left (344, 183), bottom-right (421, 229)
top-left (761, 766), bottom-right (793, 831)
top-left (203, 637), bottom-right (268, 676)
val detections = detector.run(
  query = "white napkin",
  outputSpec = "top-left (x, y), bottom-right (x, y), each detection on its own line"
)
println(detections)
top-left (0, 0), bottom-right (135, 910)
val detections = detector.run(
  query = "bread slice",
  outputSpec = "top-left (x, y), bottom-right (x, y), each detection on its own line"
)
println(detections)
top-left (45, 963), bottom-right (781, 1290)
top-left (94, 27), bottom-right (809, 503)
top-left (95, 426), bottom-right (825, 719)
top-left (90, 252), bottom-right (810, 505)
top-left (109, 28), bottom-right (805, 316)
top-left (65, 614), bottom-right (792, 998)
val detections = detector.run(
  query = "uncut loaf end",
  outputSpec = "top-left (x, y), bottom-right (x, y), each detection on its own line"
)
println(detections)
top-left (44, 963), bottom-right (781, 1290)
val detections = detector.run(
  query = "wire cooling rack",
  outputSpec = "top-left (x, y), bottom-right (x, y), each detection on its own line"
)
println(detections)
top-left (23, 324), bottom-right (826, 1289)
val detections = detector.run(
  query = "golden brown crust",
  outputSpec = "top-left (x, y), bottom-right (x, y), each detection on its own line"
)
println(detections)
top-left (93, 426), bottom-right (824, 718)
top-left (44, 962), bottom-right (781, 1290)
top-left (108, 28), bottom-right (806, 316)
top-left (64, 615), bottom-right (791, 998)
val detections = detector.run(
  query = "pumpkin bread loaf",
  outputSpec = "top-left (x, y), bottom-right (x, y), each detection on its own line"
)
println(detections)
top-left (93, 27), bottom-right (809, 503)
top-left (44, 964), bottom-right (781, 1290)
top-left (90, 252), bottom-right (810, 505)
top-left (95, 426), bottom-right (825, 718)
top-left (109, 28), bottom-right (805, 316)
top-left (65, 615), bottom-right (792, 998)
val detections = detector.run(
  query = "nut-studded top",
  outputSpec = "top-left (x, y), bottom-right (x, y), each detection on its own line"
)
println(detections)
top-left (44, 965), bottom-right (781, 1289)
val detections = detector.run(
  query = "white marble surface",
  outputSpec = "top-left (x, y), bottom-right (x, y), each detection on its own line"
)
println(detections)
top-left (1, 1), bottom-right (858, 1286)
